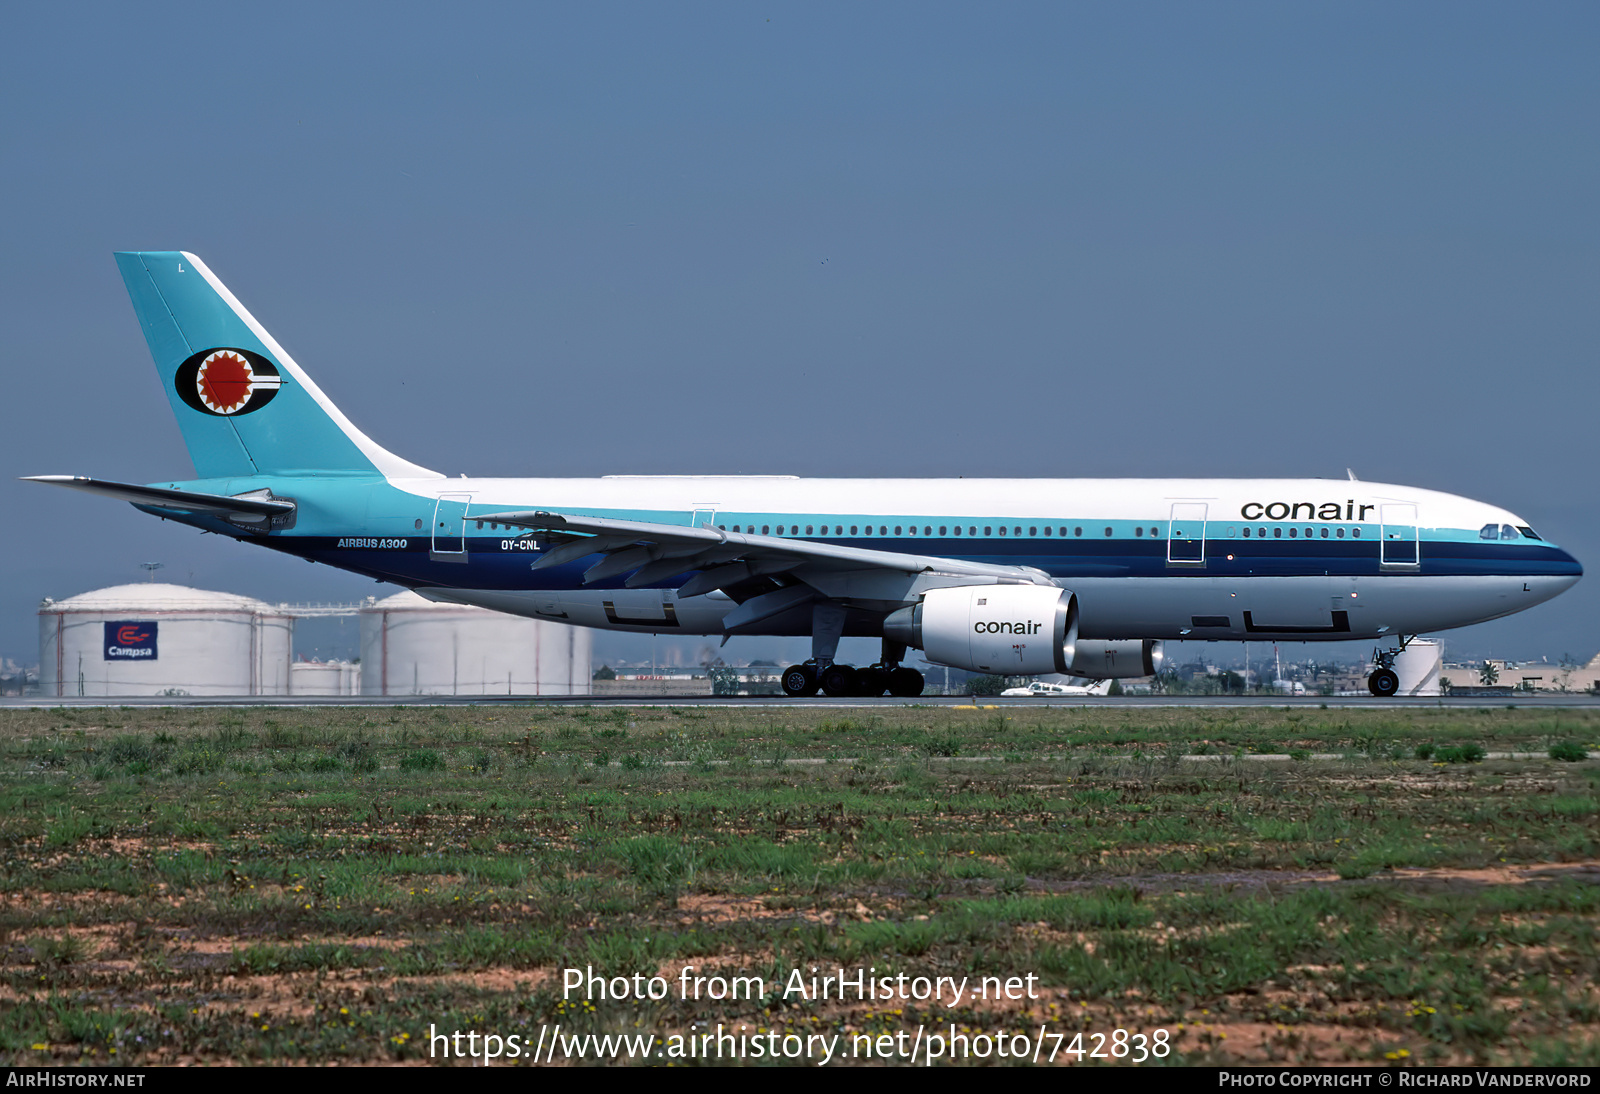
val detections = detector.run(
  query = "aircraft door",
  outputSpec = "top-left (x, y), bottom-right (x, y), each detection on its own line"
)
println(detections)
top-left (1168, 503), bottom-right (1208, 565)
top-left (689, 507), bottom-right (718, 530)
top-left (1380, 504), bottom-right (1419, 568)
top-left (431, 493), bottom-right (473, 563)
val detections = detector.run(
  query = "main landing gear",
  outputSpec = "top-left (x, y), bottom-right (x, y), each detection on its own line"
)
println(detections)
top-left (780, 661), bottom-right (925, 698)
top-left (1366, 638), bottom-right (1413, 697)
top-left (781, 626), bottom-right (925, 698)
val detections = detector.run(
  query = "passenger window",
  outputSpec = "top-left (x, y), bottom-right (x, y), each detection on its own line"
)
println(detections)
top-left (762, 525), bottom-right (770, 535)
top-left (1014, 527), bottom-right (1021, 536)
top-left (1274, 528), bottom-right (1282, 538)
top-left (1029, 526), bottom-right (1037, 537)
top-left (805, 525), bottom-right (813, 535)
top-left (1104, 527), bottom-right (1113, 537)
top-left (968, 527), bottom-right (976, 536)
top-left (1044, 526), bottom-right (1052, 536)
top-left (865, 526), bottom-right (872, 535)
top-left (1074, 527), bottom-right (1082, 537)
top-left (984, 527), bottom-right (992, 536)
top-left (1352, 528), bottom-right (1361, 538)
top-left (851, 526), bottom-right (858, 535)
top-left (954, 526), bottom-right (962, 536)
top-left (1479, 524), bottom-right (1499, 540)
top-left (895, 526), bottom-right (903, 535)
top-left (1136, 526), bottom-right (1144, 537)
top-left (1336, 527), bottom-right (1344, 538)
top-left (999, 526), bottom-right (1007, 537)
top-left (1320, 527), bottom-right (1329, 538)
top-left (880, 526), bottom-right (887, 536)
top-left (924, 526), bottom-right (932, 536)
top-left (1289, 528), bottom-right (1298, 538)
top-left (1150, 527), bottom-right (1159, 537)
top-left (939, 526), bottom-right (946, 535)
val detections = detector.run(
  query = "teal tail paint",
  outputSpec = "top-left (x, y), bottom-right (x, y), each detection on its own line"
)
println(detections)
top-left (114, 251), bottom-right (438, 481)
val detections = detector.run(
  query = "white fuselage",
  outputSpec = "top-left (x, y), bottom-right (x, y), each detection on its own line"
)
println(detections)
top-left (330, 474), bottom-right (1582, 644)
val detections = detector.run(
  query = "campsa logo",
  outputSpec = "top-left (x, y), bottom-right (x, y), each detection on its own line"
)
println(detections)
top-left (104, 621), bottom-right (158, 660)
top-left (176, 348), bottom-right (283, 416)
top-left (974, 620), bottom-right (1042, 635)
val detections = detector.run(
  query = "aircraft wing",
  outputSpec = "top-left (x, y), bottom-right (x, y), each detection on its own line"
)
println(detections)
top-left (23, 476), bottom-right (296, 528)
top-left (480, 509), bottom-right (1051, 597)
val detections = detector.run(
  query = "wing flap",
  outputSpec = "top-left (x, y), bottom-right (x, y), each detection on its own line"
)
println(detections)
top-left (483, 509), bottom-right (1047, 590)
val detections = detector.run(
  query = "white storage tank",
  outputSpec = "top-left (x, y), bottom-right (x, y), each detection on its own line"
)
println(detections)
top-left (359, 591), bottom-right (592, 696)
top-left (39, 584), bottom-right (293, 697)
top-left (289, 659), bottom-right (360, 696)
top-left (1395, 639), bottom-right (1443, 697)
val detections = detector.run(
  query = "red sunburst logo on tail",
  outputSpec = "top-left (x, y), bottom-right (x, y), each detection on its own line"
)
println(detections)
top-left (197, 351), bottom-right (255, 413)
top-left (176, 348), bottom-right (283, 416)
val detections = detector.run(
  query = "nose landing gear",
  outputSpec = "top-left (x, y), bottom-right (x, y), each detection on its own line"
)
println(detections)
top-left (1366, 638), bottom-right (1412, 697)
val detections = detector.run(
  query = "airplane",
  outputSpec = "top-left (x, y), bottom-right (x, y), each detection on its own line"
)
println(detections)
top-left (1000, 680), bottom-right (1113, 698)
top-left (25, 252), bottom-right (1583, 699)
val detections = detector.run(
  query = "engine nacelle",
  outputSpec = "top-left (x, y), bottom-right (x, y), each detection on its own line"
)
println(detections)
top-left (1065, 639), bottom-right (1164, 679)
top-left (883, 584), bottom-right (1077, 676)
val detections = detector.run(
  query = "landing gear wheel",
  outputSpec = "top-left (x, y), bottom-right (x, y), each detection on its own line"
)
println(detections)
top-left (1368, 668), bottom-right (1400, 697)
top-left (856, 667), bottom-right (889, 697)
top-left (888, 667), bottom-right (925, 697)
top-left (820, 664), bottom-right (859, 697)
top-left (781, 664), bottom-right (819, 697)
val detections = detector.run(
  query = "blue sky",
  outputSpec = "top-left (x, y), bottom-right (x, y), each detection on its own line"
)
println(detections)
top-left (2, 2), bottom-right (1596, 669)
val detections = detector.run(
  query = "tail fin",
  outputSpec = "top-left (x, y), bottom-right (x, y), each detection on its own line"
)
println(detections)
top-left (1088, 679), bottom-right (1113, 696)
top-left (114, 251), bottom-right (439, 480)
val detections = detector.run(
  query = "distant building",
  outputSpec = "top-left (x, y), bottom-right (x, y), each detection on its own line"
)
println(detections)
top-left (1443, 652), bottom-right (1600, 693)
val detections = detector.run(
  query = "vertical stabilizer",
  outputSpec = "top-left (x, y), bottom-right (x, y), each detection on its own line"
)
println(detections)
top-left (114, 251), bottom-right (440, 480)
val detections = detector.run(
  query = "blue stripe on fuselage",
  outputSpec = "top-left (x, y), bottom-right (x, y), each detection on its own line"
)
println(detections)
top-left (257, 533), bottom-right (1581, 591)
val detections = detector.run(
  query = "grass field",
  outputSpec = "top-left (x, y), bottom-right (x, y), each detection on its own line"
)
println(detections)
top-left (1, 703), bottom-right (1596, 1066)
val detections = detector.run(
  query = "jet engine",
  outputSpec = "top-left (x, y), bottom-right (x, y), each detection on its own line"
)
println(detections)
top-left (883, 584), bottom-right (1077, 675)
top-left (1065, 639), bottom-right (1164, 679)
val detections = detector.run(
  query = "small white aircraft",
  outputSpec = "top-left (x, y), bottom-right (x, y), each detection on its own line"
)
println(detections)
top-left (1001, 680), bottom-right (1113, 698)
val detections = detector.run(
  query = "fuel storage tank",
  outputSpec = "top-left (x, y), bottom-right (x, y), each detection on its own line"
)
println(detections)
top-left (358, 591), bottom-right (591, 696)
top-left (1394, 639), bottom-right (1443, 697)
top-left (39, 583), bottom-right (292, 697)
top-left (289, 659), bottom-right (360, 696)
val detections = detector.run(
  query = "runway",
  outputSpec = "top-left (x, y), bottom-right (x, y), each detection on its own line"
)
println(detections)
top-left (4, 694), bottom-right (1599, 710)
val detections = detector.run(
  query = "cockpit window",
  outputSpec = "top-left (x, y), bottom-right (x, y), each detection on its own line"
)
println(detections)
top-left (1518, 526), bottom-right (1542, 541)
top-left (1500, 525), bottom-right (1520, 540)
top-left (1479, 524), bottom-right (1499, 540)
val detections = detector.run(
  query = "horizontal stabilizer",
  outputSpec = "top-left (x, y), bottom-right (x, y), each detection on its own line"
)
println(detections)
top-left (23, 475), bottom-right (295, 526)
